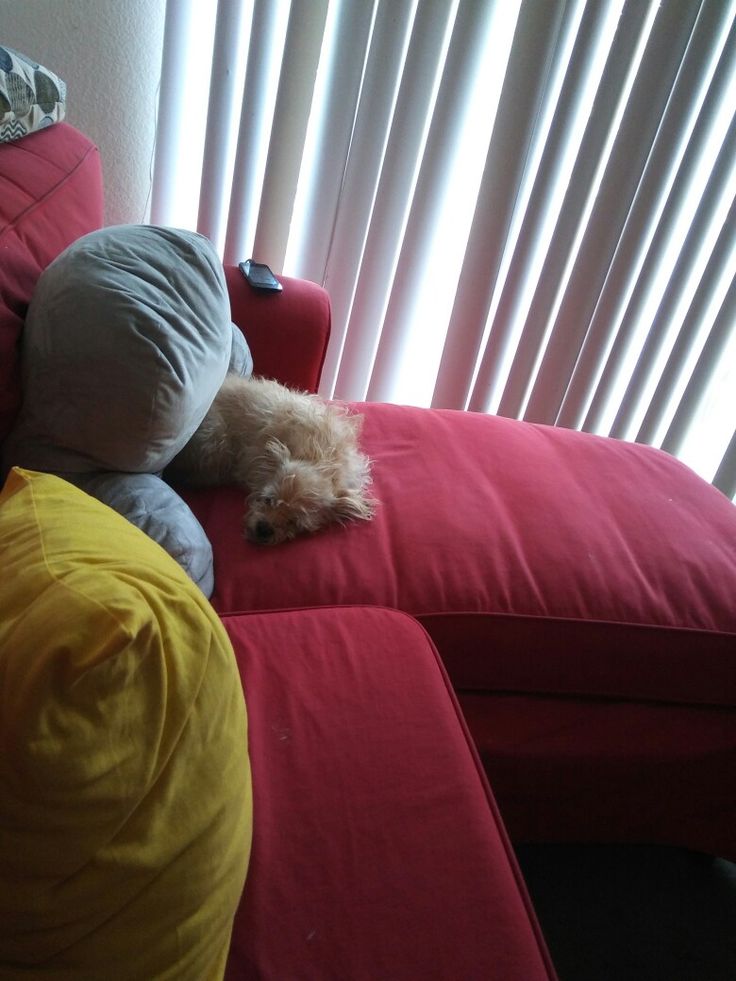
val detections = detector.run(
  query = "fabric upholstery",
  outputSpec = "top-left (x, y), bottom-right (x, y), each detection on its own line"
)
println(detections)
top-left (460, 692), bottom-right (736, 862)
top-left (0, 468), bottom-right (251, 980)
top-left (223, 606), bottom-right (556, 981)
top-left (183, 399), bottom-right (736, 856)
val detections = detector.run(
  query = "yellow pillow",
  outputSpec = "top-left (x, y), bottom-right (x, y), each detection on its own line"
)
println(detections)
top-left (0, 468), bottom-right (251, 980)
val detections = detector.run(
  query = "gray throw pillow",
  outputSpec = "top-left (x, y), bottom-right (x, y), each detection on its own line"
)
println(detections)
top-left (2, 224), bottom-right (252, 596)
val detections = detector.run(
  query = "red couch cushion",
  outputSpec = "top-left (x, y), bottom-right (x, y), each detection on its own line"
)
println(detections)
top-left (0, 123), bottom-right (103, 441)
top-left (223, 606), bottom-right (556, 980)
top-left (185, 402), bottom-right (736, 709)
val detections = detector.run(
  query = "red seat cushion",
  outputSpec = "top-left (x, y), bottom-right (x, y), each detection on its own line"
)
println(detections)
top-left (185, 402), bottom-right (736, 709)
top-left (223, 606), bottom-right (556, 981)
top-left (0, 123), bottom-right (103, 441)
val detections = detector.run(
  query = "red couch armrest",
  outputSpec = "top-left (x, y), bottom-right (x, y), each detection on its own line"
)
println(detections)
top-left (224, 265), bottom-right (331, 393)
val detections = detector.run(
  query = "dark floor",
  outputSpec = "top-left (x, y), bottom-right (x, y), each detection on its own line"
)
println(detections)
top-left (515, 844), bottom-right (736, 981)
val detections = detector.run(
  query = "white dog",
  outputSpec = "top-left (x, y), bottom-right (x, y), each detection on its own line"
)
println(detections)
top-left (168, 374), bottom-right (376, 544)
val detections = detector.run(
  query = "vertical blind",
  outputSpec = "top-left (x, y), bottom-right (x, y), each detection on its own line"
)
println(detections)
top-left (150, 0), bottom-right (736, 500)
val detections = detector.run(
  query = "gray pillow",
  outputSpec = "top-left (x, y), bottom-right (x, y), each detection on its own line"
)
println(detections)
top-left (2, 224), bottom-right (251, 596)
top-left (6, 224), bottom-right (238, 473)
top-left (67, 472), bottom-right (215, 597)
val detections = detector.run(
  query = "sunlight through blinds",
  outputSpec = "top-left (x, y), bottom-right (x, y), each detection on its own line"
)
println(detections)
top-left (150, 0), bottom-right (736, 496)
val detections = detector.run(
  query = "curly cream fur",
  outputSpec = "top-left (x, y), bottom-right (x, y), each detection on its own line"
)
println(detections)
top-left (168, 374), bottom-right (376, 544)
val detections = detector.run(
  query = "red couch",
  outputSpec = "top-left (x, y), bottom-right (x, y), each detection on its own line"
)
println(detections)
top-left (1, 124), bottom-right (556, 979)
top-left (2, 121), bottom-right (735, 976)
top-left (221, 214), bottom-right (736, 860)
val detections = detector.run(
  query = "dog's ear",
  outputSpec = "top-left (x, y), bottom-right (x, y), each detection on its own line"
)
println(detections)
top-left (265, 438), bottom-right (291, 465)
top-left (249, 438), bottom-right (291, 486)
top-left (347, 411), bottom-right (364, 435)
top-left (333, 490), bottom-right (376, 523)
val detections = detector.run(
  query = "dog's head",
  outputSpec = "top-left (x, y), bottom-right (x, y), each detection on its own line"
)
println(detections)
top-left (244, 439), bottom-right (375, 545)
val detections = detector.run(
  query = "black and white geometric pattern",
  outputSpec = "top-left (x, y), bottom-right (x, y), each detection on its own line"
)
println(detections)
top-left (0, 45), bottom-right (66, 143)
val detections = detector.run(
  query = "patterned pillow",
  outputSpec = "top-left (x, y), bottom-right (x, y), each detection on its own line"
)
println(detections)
top-left (0, 45), bottom-right (65, 143)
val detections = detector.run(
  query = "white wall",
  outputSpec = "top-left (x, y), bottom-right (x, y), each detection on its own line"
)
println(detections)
top-left (1, 0), bottom-right (166, 225)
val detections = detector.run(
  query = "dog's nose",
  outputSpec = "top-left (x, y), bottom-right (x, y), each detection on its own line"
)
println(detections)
top-left (254, 520), bottom-right (275, 543)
